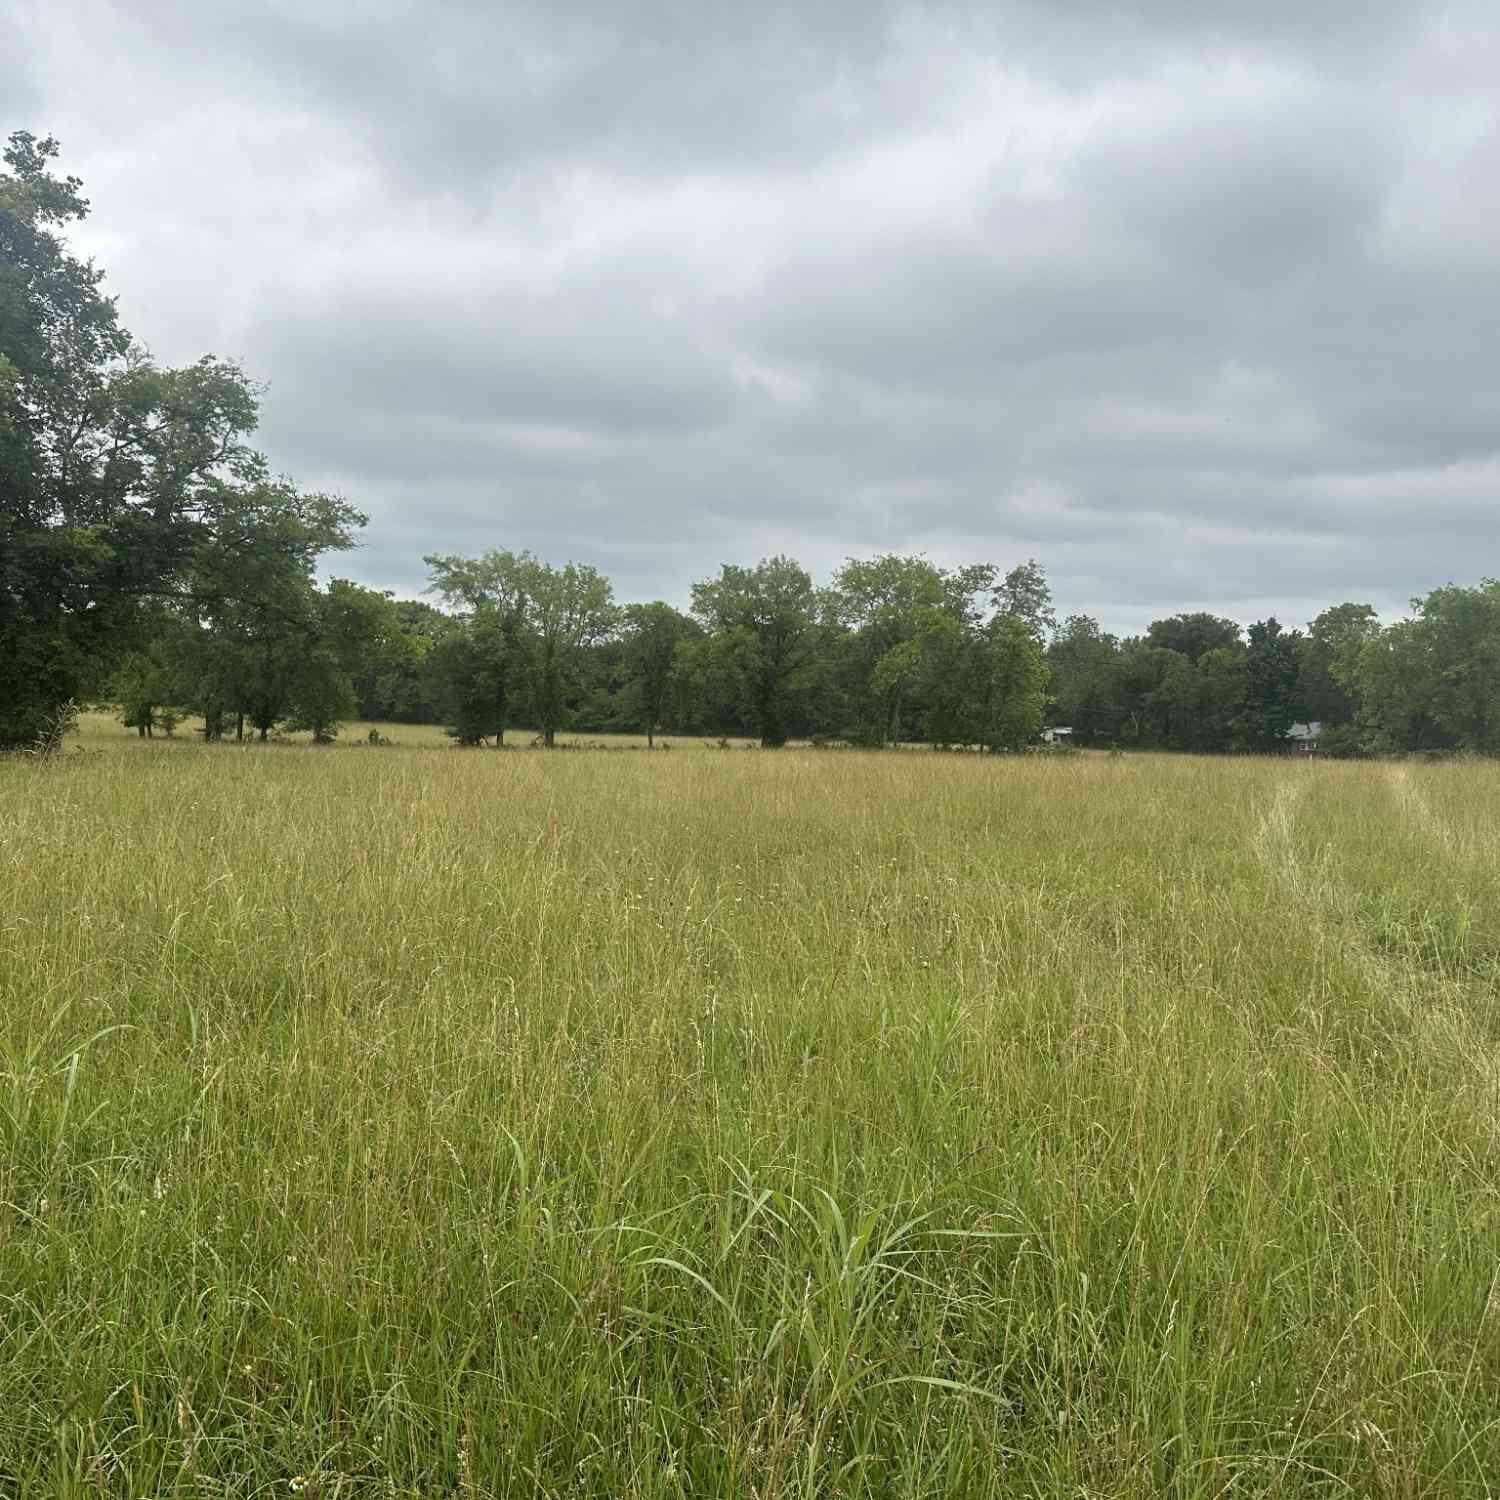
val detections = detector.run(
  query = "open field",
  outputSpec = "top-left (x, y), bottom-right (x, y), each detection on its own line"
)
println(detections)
top-left (70, 712), bottom-right (765, 754)
top-left (3, 740), bottom-right (1499, 1497)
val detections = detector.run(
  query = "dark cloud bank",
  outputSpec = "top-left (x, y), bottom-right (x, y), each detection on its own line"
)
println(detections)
top-left (10, 0), bottom-right (1499, 633)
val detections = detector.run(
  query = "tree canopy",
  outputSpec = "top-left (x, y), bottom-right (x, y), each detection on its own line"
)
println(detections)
top-left (1, 131), bottom-right (362, 747)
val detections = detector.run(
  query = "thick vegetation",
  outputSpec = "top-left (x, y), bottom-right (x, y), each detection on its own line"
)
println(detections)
top-left (3, 735), bottom-right (1499, 1496)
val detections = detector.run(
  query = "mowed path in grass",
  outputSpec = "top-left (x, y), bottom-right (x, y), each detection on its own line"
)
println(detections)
top-left (2, 742), bottom-right (1498, 1497)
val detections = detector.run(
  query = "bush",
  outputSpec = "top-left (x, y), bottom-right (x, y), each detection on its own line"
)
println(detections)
top-left (1314, 723), bottom-right (1365, 759)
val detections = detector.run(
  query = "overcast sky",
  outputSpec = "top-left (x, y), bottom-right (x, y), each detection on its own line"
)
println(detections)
top-left (9, 0), bottom-right (1499, 633)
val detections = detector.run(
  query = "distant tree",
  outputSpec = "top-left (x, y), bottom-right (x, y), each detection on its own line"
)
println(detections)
top-left (1343, 619), bottom-right (1440, 754)
top-left (514, 556), bottom-right (617, 747)
top-left (424, 550), bottom-right (616, 746)
top-left (1236, 618), bottom-right (1304, 752)
top-left (113, 619), bottom-right (181, 737)
top-left (1299, 602), bottom-right (1380, 729)
top-left (1347, 581), bottom-right (1500, 756)
top-left (1154, 644), bottom-right (1245, 752)
top-left (424, 550), bottom-right (531, 745)
top-left (1193, 645), bottom-right (1249, 750)
top-left (828, 554), bottom-right (994, 746)
top-left (178, 483), bottom-right (364, 740)
top-left (351, 597), bottom-right (447, 723)
top-left (992, 559), bottom-right (1056, 641)
top-left (1409, 581), bottom-right (1500, 754)
top-left (1046, 614), bottom-right (1120, 743)
top-left (282, 634), bottom-right (358, 744)
top-left (912, 610), bottom-right (1048, 751)
top-left (424, 616), bottom-right (513, 746)
top-left (912, 613), bottom-right (972, 747)
top-left (866, 635), bottom-right (926, 745)
top-left (621, 602), bottom-right (700, 746)
top-left (1146, 613), bottom-right (1242, 663)
top-left (691, 556), bottom-right (820, 747)
top-left (279, 581), bottom-right (400, 743)
top-left (1103, 642), bottom-right (1185, 746)
top-left (667, 632), bottom-right (747, 737)
top-left (969, 614), bottom-right (1050, 750)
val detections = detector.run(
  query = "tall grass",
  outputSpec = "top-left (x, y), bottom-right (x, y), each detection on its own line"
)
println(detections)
top-left (2, 734), bottom-right (1498, 1496)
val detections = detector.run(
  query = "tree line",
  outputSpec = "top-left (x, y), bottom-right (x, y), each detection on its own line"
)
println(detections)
top-left (95, 550), bottom-right (1500, 758)
top-left (1047, 595), bottom-right (1500, 756)
top-left (99, 551), bottom-right (1062, 752)
top-left (5, 133), bottom-right (1497, 758)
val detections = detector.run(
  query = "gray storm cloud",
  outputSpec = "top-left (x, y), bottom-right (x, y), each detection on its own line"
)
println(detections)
top-left (8, 0), bottom-right (1498, 633)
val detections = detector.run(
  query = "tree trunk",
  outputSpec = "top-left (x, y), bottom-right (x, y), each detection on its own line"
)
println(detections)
top-left (544, 727), bottom-right (556, 748)
top-left (888, 684), bottom-right (904, 748)
top-left (236, 713), bottom-right (245, 742)
top-left (648, 725), bottom-right (655, 749)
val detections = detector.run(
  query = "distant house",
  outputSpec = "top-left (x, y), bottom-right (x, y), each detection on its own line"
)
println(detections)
top-left (1286, 721), bottom-right (1322, 753)
top-left (1041, 726), bottom-right (1074, 745)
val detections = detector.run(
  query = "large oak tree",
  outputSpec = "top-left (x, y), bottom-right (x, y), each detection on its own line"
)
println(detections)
top-left (2, 132), bottom-right (360, 747)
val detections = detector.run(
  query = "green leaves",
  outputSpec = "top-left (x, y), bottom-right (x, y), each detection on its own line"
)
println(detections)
top-left (691, 557), bottom-right (820, 747)
top-left (621, 602), bottom-right (700, 744)
top-left (2, 133), bottom-right (365, 747)
top-left (423, 550), bottom-right (617, 745)
top-left (1344, 579), bottom-right (1500, 755)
